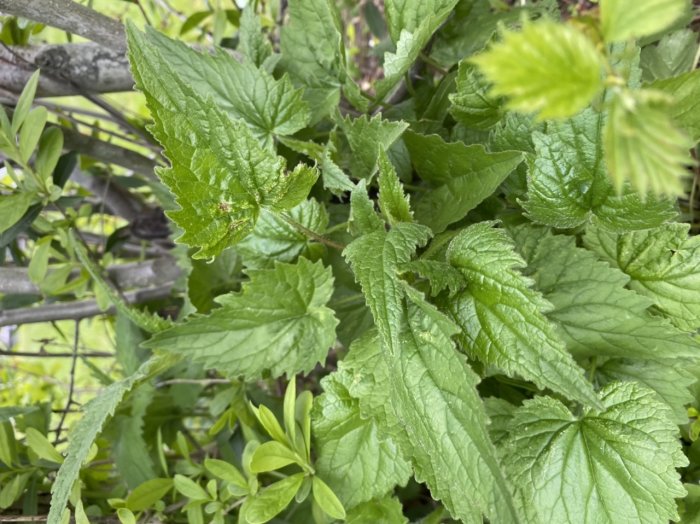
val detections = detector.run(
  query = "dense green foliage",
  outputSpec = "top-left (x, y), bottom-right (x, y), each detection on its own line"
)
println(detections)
top-left (2, 0), bottom-right (700, 523)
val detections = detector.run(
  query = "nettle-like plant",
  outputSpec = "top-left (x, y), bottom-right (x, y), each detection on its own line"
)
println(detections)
top-left (5, 0), bottom-right (700, 523)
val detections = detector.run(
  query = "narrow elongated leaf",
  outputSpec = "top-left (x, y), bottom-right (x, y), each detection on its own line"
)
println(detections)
top-left (145, 259), bottom-right (338, 379)
top-left (584, 222), bottom-right (700, 332)
top-left (403, 132), bottom-right (523, 232)
top-left (511, 225), bottom-right (699, 361)
top-left (601, 0), bottom-right (689, 43)
top-left (501, 382), bottom-right (687, 523)
top-left (471, 20), bottom-right (603, 119)
top-left (377, 148), bottom-right (413, 225)
top-left (312, 372), bottom-right (411, 508)
top-left (522, 109), bottom-right (678, 231)
top-left (48, 356), bottom-right (173, 524)
top-left (445, 222), bottom-right (600, 407)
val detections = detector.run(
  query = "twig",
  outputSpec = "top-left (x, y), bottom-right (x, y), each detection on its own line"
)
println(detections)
top-left (155, 378), bottom-right (231, 388)
top-left (0, 349), bottom-right (113, 358)
top-left (0, 259), bottom-right (180, 295)
top-left (280, 214), bottom-right (347, 251)
top-left (0, 284), bottom-right (174, 327)
top-left (53, 320), bottom-right (80, 444)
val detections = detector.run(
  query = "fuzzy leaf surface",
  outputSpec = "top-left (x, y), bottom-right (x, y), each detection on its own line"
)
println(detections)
top-left (511, 225), bottom-right (699, 360)
top-left (312, 372), bottom-right (411, 509)
top-left (404, 132), bottom-right (523, 232)
top-left (584, 222), bottom-right (700, 332)
top-left (501, 382), bottom-right (687, 524)
top-left (127, 25), bottom-right (318, 258)
top-left (522, 109), bottom-right (677, 231)
top-left (445, 222), bottom-right (600, 407)
top-left (145, 259), bottom-right (338, 379)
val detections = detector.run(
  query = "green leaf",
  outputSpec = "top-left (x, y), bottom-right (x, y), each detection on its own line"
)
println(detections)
top-left (377, 148), bottom-right (413, 225)
top-left (116, 508), bottom-right (136, 524)
top-left (312, 372), bottom-right (411, 508)
top-left (18, 107), bottom-right (48, 163)
top-left (449, 61), bottom-right (502, 129)
top-left (399, 259), bottom-right (466, 297)
top-left (596, 359), bottom-right (696, 424)
top-left (641, 29), bottom-right (698, 82)
top-left (501, 382), bottom-right (687, 523)
top-left (238, 6), bottom-right (272, 67)
top-left (345, 496), bottom-right (407, 524)
top-left (145, 258), bottom-right (338, 379)
top-left (0, 192), bottom-right (35, 236)
top-left (237, 199), bottom-right (328, 269)
top-left (25, 428), bottom-right (63, 464)
top-left (403, 131), bottom-right (523, 232)
top-left (601, 0), bottom-right (689, 43)
top-left (384, 0), bottom-right (457, 43)
top-left (312, 476), bottom-right (346, 520)
top-left (127, 25), bottom-right (308, 142)
top-left (35, 127), bottom-right (64, 181)
top-left (521, 108), bottom-right (678, 230)
top-left (511, 225), bottom-right (700, 363)
top-left (127, 24), bottom-right (317, 259)
top-left (349, 180), bottom-right (383, 236)
top-left (340, 114), bottom-right (408, 179)
top-left (11, 69), bottom-right (40, 134)
top-left (48, 356), bottom-right (172, 524)
top-left (174, 475), bottom-right (209, 501)
top-left (344, 222), bottom-right (432, 355)
top-left (584, 222), bottom-right (700, 332)
top-left (651, 69), bottom-right (700, 142)
top-left (605, 89), bottom-right (693, 196)
top-left (345, 303), bottom-right (520, 523)
top-left (249, 441), bottom-right (301, 472)
top-left (240, 473), bottom-right (304, 524)
top-left (471, 19), bottom-right (603, 119)
top-left (125, 478), bottom-right (173, 512)
top-left (204, 459), bottom-right (248, 490)
top-left (445, 222), bottom-right (600, 407)
top-left (281, 0), bottom-right (344, 88)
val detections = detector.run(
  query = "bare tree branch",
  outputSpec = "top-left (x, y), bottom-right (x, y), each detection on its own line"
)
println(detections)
top-left (0, 258), bottom-right (180, 295)
top-left (60, 125), bottom-right (159, 180)
top-left (0, 43), bottom-right (132, 96)
top-left (0, 0), bottom-right (126, 52)
top-left (0, 349), bottom-right (114, 358)
top-left (0, 284), bottom-right (174, 327)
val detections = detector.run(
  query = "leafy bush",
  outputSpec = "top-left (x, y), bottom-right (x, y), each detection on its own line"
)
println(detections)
top-left (1, 0), bottom-right (700, 523)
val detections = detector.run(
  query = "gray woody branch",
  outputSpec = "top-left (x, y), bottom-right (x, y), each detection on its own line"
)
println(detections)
top-left (0, 0), bottom-right (126, 52)
top-left (0, 284), bottom-right (174, 326)
top-left (0, 43), bottom-right (133, 97)
top-left (0, 258), bottom-right (180, 295)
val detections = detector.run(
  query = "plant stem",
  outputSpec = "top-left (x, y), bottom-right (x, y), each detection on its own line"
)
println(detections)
top-left (281, 214), bottom-right (347, 251)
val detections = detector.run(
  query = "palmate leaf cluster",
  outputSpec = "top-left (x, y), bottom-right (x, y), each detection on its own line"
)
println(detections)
top-left (3, 0), bottom-right (700, 523)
